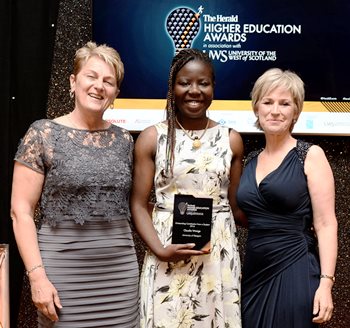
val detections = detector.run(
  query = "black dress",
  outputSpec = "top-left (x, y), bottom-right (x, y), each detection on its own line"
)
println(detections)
top-left (236, 140), bottom-right (320, 328)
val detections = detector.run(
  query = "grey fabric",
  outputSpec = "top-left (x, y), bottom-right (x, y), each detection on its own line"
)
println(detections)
top-left (15, 119), bottom-right (139, 326)
top-left (37, 220), bottom-right (139, 327)
top-left (15, 119), bottom-right (133, 226)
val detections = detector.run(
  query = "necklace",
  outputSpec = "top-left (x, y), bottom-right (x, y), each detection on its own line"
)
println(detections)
top-left (175, 117), bottom-right (210, 149)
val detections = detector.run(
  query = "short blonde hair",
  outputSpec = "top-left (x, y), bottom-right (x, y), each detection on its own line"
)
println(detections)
top-left (73, 41), bottom-right (124, 88)
top-left (251, 68), bottom-right (305, 131)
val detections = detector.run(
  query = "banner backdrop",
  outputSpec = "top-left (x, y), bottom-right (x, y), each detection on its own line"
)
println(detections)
top-left (93, 0), bottom-right (350, 134)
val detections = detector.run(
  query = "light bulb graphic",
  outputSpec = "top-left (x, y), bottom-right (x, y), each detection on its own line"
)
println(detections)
top-left (178, 202), bottom-right (188, 215)
top-left (166, 6), bottom-right (203, 54)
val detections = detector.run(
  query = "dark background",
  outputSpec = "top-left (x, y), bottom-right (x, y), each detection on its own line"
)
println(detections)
top-left (1, 0), bottom-right (349, 327)
top-left (92, 0), bottom-right (350, 102)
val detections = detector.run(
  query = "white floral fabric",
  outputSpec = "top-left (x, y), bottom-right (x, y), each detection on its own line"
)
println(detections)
top-left (140, 122), bottom-right (242, 328)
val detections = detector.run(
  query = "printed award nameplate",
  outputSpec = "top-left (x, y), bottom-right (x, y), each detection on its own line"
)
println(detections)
top-left (172, 194), bottom-right (213, 252)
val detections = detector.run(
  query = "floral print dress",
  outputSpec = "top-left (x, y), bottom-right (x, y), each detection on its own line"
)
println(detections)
top-left (140, 122), bottom-right (242, 328)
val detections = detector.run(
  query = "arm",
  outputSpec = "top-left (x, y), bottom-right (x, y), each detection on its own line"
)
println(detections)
top-left (131, 126), bottom-right (205, 261)
top-left (11, 162), bottom-right (62, 321)
top-left (304, 145), bottom-right (338, 324)
top-left (228, 129), bottom-right (248, 227)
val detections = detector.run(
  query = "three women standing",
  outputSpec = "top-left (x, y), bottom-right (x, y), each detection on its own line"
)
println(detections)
top-left (12, 41), bottom-right (337, 328)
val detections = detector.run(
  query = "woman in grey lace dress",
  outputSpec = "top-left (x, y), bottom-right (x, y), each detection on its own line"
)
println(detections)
top-left (10, 42), bottom-right (139, 327)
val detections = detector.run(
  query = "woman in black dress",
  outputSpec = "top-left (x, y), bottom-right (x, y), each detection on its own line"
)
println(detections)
top-left (236, 68), bottom-right (337, 327)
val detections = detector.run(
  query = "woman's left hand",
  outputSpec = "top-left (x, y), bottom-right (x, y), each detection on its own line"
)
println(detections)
top-left (312, 282), bottom-right (334, 323)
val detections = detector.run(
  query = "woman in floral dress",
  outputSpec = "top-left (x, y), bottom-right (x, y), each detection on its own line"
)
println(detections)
top-left (131, 49), bottom-right (245, 327)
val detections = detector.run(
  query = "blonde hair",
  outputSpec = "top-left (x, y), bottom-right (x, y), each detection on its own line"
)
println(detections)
top-left (251, 68), bottom-right (305, 131)
top-left (73, 41), bottom-right (124, 88)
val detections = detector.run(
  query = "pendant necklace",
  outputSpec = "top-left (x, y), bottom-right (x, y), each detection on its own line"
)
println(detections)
top-left (175, 117), bottom-right (210, 149)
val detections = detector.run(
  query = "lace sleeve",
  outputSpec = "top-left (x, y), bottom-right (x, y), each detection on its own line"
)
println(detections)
top-left (14, 121), bottom-right (45, 174)
top-left (124, 128), bottom-right (134, 167)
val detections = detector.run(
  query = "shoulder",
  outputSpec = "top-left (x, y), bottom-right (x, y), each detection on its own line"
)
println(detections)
top-left (305, 144), bottom-right (327, 163)
top-left (215, 124), bottom-right (241, 141)
top-left (29, 119), bottom-right (52, 130)
top-left (296, 139), bottom-right (313, 152)
top-left (304, 144), bottom-right (333, 181)
top-left (20, 119), bottom-right (53, 142)
top-left (227, 127), bottom-right (244, 158)
top-left (138, 124), bottom-right (159, 140)
top-left (135, 124), bottom-right (159, 154)
top-left (140, 121), bottom-right (169, 138)
top-left (110, 124), bottom-right (134, 143)
top-left (295, 139), bottom-right (314, 165)
top-left (28, 119), bottom-right (70, 138)
top-left (301, 140), bottom-right (332, 176)
top-left (245, 149), bottom-right (262, 166)
top-left (228, 127), bottom-right (243, 142)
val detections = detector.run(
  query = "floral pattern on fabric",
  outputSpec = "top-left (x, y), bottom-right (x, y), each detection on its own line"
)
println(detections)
top-left (140, 122), bottom-right (242, 328)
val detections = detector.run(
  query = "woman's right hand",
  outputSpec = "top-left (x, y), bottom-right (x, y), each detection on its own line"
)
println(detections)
top-left (29, 271), bottom-right (62, 322)
top-left (157, 243), bottom-right (208, 262)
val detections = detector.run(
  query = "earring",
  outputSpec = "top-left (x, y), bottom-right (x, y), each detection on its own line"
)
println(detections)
top-left (293, 119), bottom-right (297, 124)
top-left (109, 102), bottom-right (114, 109)
top-left (69, 90), bottom-right (75, 99)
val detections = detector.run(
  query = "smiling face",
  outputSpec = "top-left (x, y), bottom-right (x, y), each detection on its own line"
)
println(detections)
top-left (173, 60), bottom-right (214, 121)
top-left (256, 86), bottom-right (298, 135)
top-left (70, 55), bottom-right (119, 114)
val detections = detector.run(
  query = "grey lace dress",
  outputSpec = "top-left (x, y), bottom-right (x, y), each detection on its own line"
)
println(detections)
top-left (15, 119), bottom-right (139, 328)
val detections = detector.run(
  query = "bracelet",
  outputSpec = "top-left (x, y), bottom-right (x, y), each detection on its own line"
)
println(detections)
top-left (320, 274), bottom-right (335, 282)
top-left (26, 264), bottom-right (45, 276)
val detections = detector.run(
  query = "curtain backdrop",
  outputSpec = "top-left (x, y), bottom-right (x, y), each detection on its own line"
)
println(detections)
top-left (0, 0), bottom-right (59, 325)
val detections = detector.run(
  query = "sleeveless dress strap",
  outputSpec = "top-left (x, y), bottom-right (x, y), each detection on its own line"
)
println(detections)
top-left (244, 148), bottom-right (263, 167)
top-left (295, 139), bottom-right (313, 165)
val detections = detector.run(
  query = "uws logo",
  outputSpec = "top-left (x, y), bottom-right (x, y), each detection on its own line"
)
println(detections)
top-left (207, 50), bottom-right (277, 63)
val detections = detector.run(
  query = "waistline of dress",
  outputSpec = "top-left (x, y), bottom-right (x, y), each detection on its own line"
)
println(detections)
top-left (41, 214), bottom-right (131, 227)
top-left (247, 227), bottom-right (317, 249)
